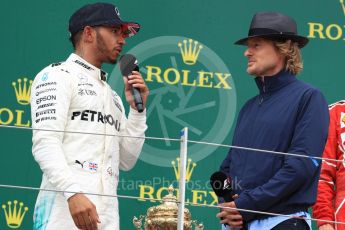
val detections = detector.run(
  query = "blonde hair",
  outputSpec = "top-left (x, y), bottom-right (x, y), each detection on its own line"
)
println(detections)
top-left (273, 40), bottom-right (303, 75)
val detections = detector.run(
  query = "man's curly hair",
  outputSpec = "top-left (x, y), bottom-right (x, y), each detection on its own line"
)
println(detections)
top-left (274, 40), bottom-right (303, 75)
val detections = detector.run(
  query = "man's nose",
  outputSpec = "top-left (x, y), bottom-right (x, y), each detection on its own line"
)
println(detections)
top-left (118, 35), bottom-right (126, 45)
top-left (244, 48), bottom-right (251, 57)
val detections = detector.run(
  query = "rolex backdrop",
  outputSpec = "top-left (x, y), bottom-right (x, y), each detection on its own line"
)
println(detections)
top-left (0, 0), bottom-right (344, 229)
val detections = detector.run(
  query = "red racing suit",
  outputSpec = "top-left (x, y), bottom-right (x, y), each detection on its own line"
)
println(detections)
top-left (313, 100), bottom-right (345, 229)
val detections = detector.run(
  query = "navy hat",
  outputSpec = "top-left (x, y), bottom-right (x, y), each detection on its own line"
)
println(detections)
top-left (235, 12), bottom-right (309, 48)
top-left (69, 2), bottom-right (140, 38)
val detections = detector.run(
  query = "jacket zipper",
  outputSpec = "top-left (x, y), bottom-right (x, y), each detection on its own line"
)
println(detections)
top-left (259, 81), bottom-right (265, 104)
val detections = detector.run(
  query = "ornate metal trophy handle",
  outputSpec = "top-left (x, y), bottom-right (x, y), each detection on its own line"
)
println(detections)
top-left (133, 215), bottom-right (145, 230)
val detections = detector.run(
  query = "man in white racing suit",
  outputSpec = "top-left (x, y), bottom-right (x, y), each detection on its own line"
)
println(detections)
top-left (31, 3), bottom-right (148, 230)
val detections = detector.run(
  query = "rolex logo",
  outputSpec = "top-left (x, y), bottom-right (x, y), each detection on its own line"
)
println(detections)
top-left (341, 0), bottom-right (345, 16)
top-left (12, 78), bottom-right (33, 105)
top-left (171, 158), bottom-right (197, 182)
top-left (2, 200), bottom-right (29, 228)
top-left (178, 39), bottom-right (203, 65)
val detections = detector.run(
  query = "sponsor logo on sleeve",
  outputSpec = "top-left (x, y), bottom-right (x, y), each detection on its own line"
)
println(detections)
top-left (35, 88), bottom-right (57, 97)
top-left (35, 116), bottom-right (57, 123)
top-left (78, 89), bottom-right (97, 96)
top-left (37, 103), bottom-right (56, 109)
top-left (112, 92), bottom-right (123, 112)
top-left (35, 81), bottom-right (57, 90)
top-left (36, 109), bottom-right (56, 118)
top-left (41, 72), bottom-right (49, 81)
top-left (36, 95), bottom-right (57, 104)
top-left (113, 99), bottom-right (123, 112)
top-left (51, 62), bottom-right (62, 67)
top-left (341, 112), bottom-right (345, 128)
top-left (74, 60), bottom-right (94, 71)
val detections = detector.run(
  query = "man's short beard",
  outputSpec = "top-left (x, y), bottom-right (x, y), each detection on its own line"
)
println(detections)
top-left (247, 63), bottom-right (277, 77)
top-left (95, 29), bottom-right (118, 64)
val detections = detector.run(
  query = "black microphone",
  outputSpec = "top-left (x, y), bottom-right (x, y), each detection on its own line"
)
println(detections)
top-left (119, 54), bottom-right (144, 113)
top-left (210, 172), bottom-right (248, 230)
top-left (210, 171), bottom-right (234, 202)
top-left (210, 171), bottom-right (234, 229)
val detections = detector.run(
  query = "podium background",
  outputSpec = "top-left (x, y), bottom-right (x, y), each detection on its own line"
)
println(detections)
top-left (0, 0), bottom-right (344, 229)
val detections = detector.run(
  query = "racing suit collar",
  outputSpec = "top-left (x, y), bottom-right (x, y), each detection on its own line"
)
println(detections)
top-left (67, 53), bottom-right (108, 81)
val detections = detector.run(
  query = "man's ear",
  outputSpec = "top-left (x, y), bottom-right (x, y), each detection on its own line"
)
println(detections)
top-left (82, 26), bottom-right (96, 43)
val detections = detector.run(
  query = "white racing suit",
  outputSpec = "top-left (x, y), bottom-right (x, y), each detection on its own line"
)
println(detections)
top-left (31, 53), bottom-right (147, 229)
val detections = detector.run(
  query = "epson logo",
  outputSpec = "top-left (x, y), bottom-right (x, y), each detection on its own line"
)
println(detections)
top-left (71, 110), bottom-right (121, 131)
top-left (36, 95), bottom-right (57, 104)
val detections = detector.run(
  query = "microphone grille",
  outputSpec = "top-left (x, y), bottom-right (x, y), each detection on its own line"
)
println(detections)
top-left (119, 54), bottom-right (138, 76)
top-left (210, 171), bottom-right (228, 196)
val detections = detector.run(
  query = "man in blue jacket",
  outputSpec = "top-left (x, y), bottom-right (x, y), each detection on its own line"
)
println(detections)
top-left (217, 12), bottom-right (329, 229)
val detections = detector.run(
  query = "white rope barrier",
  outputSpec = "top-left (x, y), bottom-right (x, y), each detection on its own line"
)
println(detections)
top-left (0, 124), bottom-right (343, 163)
top-left (0, 124), bottom-right (181, 142)
top-left (0, 183), bottom-right (343, 226)
top-left (188, 139), bottom-right (342, 163)
top-left (189, 202), bottom-right (345, 226)
top-left (0, 124), bottom-right (343, 226)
